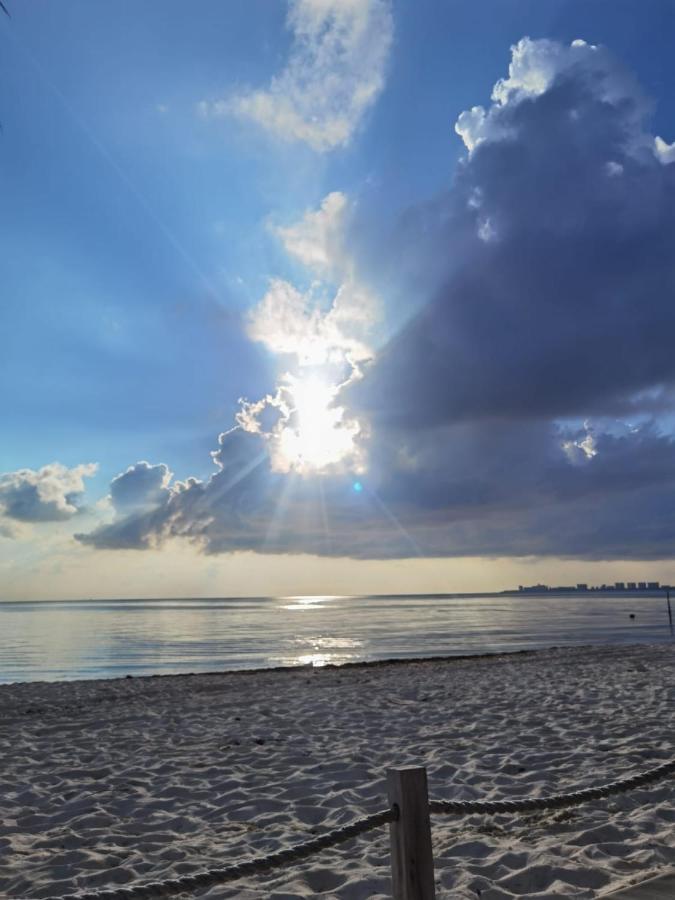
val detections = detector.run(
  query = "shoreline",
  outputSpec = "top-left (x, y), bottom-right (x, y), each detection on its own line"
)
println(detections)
top-left (0, 640), bottom-right (666, 689)
top-left (1, 643), bottom-right (673, 898)
top-left (3, 644), bottom-right (547, 688)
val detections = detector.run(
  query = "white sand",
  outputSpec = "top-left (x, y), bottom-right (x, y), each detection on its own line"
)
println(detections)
top-left (0, 644), bottom-right (673, 899)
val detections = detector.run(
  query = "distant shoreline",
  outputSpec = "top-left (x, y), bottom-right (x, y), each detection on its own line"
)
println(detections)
top-left (0, 588), bottom-right (671, 604)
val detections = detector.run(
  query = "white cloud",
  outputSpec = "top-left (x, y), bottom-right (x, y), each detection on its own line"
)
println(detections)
top-left (492, 37), bottom-right (595, 106)
top-left (605, 160), bottom-right (624, 176)
top-left (654, 136), bottom-right (675, 165)
top-left (455, 37), bottom-right (646, 154)
top-left (247, 278), bottom-right (375, 366)
top-left (247, 278), bottom-right (333, 365)
top-left (0, 463), bottom-right (98, 525)
top-left (274, 191), bottom-right (348, 275)
top-left (207, 0), bottom-right (393, 152)
top-left (562, 424), bottom-right (598, 464)
top-left (248, 192), bottom-right (376, 368)
top-left (477, 217), bottom-right (498, 242)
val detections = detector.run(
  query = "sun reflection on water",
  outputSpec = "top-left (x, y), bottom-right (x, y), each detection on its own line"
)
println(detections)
top-left (273, 634), bottom-right (364, 668)
top-left (295, 653), bottom-right (333, 667)
top-left (280, 595), bottom-right (346, 611)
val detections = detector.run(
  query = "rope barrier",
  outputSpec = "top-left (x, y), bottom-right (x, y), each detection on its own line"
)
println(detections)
top-left (428, 757), bottom-right (675, 817)
top-left (40, 808), bottom-right (395, 900)
top-left (37, 757), bottom-right (674, 900)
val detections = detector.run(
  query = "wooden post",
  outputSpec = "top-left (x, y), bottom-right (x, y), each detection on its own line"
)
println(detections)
top-left (667, 589), bottom-right (673, 636)
top-left (387, 767), bottom-right (436, 900)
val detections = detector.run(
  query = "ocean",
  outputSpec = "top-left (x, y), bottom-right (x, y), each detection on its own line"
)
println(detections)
top-left (0, 593), bottom-right (672, 684)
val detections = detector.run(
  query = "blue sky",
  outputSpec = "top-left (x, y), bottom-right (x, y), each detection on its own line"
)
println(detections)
top-left (2, 1), bottom-right (675, 599)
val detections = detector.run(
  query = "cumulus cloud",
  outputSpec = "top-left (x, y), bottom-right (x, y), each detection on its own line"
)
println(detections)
top-left (455, 38), bottom-right (647, 154)
top-left (76, 418), bottom-right (675, 560)
top-left (0, 463), bottom-right (97, 525)
top-left (109, 462), bottom-right (173, 513)
top-left (77, 37), bottom-right (675, 562)
top-left (207, 0), bottom-right (393, 151)
top-left (354, 36), bottom-right (675, 429)
top-left (77, 431), bottom-right (271, 551)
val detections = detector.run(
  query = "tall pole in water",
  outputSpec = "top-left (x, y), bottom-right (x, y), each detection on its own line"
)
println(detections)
top-left (667, 589), bottom-right (673, 637)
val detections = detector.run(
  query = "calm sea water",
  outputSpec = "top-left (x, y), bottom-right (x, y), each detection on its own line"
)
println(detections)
top-left (0, 593), bottom-right (673, 684)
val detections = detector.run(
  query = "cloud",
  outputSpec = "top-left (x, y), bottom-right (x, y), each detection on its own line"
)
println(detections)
top-left (274, 191), bottom-right (348, 275)
top-left (109, 461), bottom-right (173, 513)
top-left (238, 192), bottom-right (378, 474)
top-left (77, 430), bottom-right (270, 551)
top-left (77, 418), bottom-right (675, 560)
top-left (0, 463), bottom-right (97, 525)
top-left (455, 38), bottom-right (647, 154)
top-left (246, 276), bottom-right (374, 368)
top-left (76, 37), bottom-right (675, 563)
top-left (353, 36), bottom-right (675, 429)
top-left (249, 192), bottom-right (376, 366)
top-left (207, 0), bottom-right (393, 152)
top-left (654, 135), bottom-right (675, 165)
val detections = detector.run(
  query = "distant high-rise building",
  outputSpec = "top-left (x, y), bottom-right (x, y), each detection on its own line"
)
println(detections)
top-left (647, 581), bottom-right (660, 589)
top-left (627, 582), bottom-right (636, 590)
top-left (615, 581), bottom-right (625, 590)
top-left (638, 581), bottom-right (647, 590)
top-left (576, 583), bottom-right (588, 591)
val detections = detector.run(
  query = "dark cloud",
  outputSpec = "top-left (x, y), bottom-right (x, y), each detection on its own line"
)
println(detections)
top-left (76, 38), bottom-right (675, 562)
top-left (351, 39), bottom-right (675, 427)
top-left (76, 418), bottom-right (675, 560)
top-left (109, 462), bottom-right (172, 513)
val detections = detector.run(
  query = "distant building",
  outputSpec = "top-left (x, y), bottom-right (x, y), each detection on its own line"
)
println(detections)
top-left (518, 584), bottom-right (549, 593)
top-left (576, 583), bottom-right (588, 591)
top-left (638, 581), bottom-right (647, 590)
top-left (615, 582), bottom-right (625, 591)
top-left (647, 581), bottom-right (660, 590)
top-left (627, 582), bottom-right (636, 590)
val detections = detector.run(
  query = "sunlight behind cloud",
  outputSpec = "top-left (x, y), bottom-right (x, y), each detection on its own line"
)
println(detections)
top-left (240, 192), bottom-right (375, 476)
top-left (277, 374), bottom-right (362, 473)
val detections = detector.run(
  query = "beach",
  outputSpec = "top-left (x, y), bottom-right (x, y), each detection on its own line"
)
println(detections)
top-left (1, 644), bottom-right (673, 899)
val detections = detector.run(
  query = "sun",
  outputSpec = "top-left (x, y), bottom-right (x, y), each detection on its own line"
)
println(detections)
top-left (275, 373), bottom-right (362, 474)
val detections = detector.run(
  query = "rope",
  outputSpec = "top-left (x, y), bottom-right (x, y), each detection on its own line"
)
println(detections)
top-left (429, 757), bottom-right (675, 817)
top-left (39, 808), bottom-right (395, 900)
top-left (36, 756), bottom-right (674, 900)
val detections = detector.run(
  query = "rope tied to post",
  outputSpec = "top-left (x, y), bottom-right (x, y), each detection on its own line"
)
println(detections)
top-left (36, 755), bottom-right (674, 900)
top-left (428, 757), bottom-right (675, 817)
top-left (39, 808), bottom-right (395, 900)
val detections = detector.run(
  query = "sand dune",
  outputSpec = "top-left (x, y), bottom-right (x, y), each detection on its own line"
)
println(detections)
top-left (0, 644), bottom-right (673, 898)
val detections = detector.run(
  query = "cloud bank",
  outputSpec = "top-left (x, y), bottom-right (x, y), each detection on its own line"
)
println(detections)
top-left (78, 37), bottom-right (675, 561)
top-left (206, 0), bottom-right (393, 151)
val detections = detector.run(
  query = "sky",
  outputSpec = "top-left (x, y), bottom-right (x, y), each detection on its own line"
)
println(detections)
top-left (2, 0), bottom-right (675, 600)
